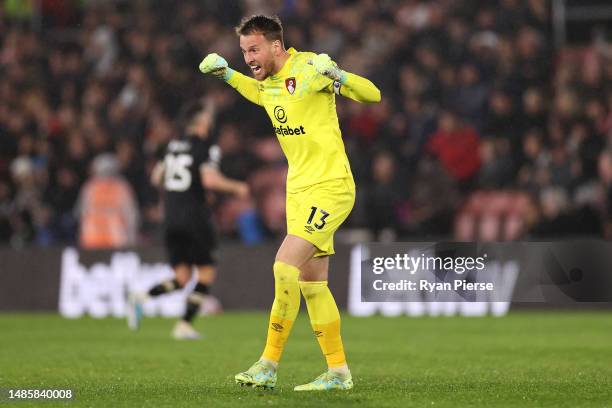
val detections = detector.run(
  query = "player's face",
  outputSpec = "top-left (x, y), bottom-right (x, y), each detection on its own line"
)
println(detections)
top-left (240, 33), bottom-right (276, 81)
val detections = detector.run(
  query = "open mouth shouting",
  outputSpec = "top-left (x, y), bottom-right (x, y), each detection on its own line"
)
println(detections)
top-left (250, 64), bottom-right (261, 74)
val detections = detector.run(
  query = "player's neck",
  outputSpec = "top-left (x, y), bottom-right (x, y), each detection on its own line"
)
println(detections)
top-left (271, 50), bottom-right (291, 76)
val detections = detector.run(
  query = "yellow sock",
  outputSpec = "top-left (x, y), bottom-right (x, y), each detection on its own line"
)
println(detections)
top-left (300, 281), bottom-right (347, 368)
top-left (261, 261), bottom-right (301, 363)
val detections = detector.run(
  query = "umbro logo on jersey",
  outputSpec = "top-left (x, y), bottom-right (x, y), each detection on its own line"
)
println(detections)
top-left (285, 77), bottom-right (296, 94)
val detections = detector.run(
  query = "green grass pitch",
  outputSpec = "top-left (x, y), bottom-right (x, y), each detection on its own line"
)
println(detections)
top-left (1, 311), bottom-right (611, 407)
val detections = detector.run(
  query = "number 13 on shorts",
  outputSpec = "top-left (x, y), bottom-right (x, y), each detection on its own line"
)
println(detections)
top-left (285, 178), bottom-right (355, 257)
top-left (306, 206), bottom-right (329, 230)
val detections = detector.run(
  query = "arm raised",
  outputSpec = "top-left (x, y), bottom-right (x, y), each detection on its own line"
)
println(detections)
top-left (199, 53), bottom-right (261, 106)
top-left (309, 53), bottom-right (381, 104)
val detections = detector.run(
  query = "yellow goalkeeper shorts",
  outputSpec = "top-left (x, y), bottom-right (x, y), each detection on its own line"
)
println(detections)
top-left (286, 176), bottom-right (355, 257)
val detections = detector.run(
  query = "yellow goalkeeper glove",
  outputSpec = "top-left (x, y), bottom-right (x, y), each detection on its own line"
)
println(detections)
top-left (198, 53), bottom-right (234, 81)
top-left (309, 53), bottom-right (347, 84)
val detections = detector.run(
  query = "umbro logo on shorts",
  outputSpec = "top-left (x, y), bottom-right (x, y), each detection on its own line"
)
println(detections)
top-left (304, 225), bottom-right (315, 234)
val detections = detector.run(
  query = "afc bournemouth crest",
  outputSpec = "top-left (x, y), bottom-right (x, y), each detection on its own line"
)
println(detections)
top-left (285, 77), bottom-right (296, 94)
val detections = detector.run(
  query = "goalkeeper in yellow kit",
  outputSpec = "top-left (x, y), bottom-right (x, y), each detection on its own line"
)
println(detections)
top-left (199, 15), bottom-right (380, 391)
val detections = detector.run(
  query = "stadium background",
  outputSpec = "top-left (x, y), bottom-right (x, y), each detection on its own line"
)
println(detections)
top-left (2, 0), bottom-right (612, 310)
top-left (1, 0), bottom-right (611, 249)
top-left (1, 1), bottom-right (612, 407)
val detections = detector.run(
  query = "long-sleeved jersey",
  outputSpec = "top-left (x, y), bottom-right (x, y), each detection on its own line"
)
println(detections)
top-left (225, 48), bottom-right (380, 192)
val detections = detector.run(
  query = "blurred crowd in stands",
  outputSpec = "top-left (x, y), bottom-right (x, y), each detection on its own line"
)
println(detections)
top-left (1, 0), bottom-right (612, 248)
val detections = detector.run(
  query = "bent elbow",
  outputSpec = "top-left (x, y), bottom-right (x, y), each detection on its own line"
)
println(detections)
top-left (363, 88), bottom-right (381, 104)
top-left (371, 88), bottom-right (381, 103)
top-left (203, 176), bottom-right (220, 190)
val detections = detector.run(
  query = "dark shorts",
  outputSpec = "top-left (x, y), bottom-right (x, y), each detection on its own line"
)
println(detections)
top-left (164, 222), bottom-right (217, 267)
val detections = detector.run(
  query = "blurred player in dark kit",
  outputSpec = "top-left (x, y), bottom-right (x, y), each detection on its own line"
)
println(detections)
top-left (128, 99), bottom-right (248, 339)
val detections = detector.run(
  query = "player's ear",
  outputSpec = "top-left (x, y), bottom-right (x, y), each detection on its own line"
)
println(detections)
top-left (272, 40), bottom-right (282, 55)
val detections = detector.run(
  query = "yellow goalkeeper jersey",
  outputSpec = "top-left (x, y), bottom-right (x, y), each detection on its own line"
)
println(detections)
top-left (226, 48), bottom-right (380, 192)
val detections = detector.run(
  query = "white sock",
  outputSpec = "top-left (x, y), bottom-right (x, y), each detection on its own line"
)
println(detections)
top-left (259, 357), bottom-right (278, 370)
top-left (329, 365), bottom-right (350, 377)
